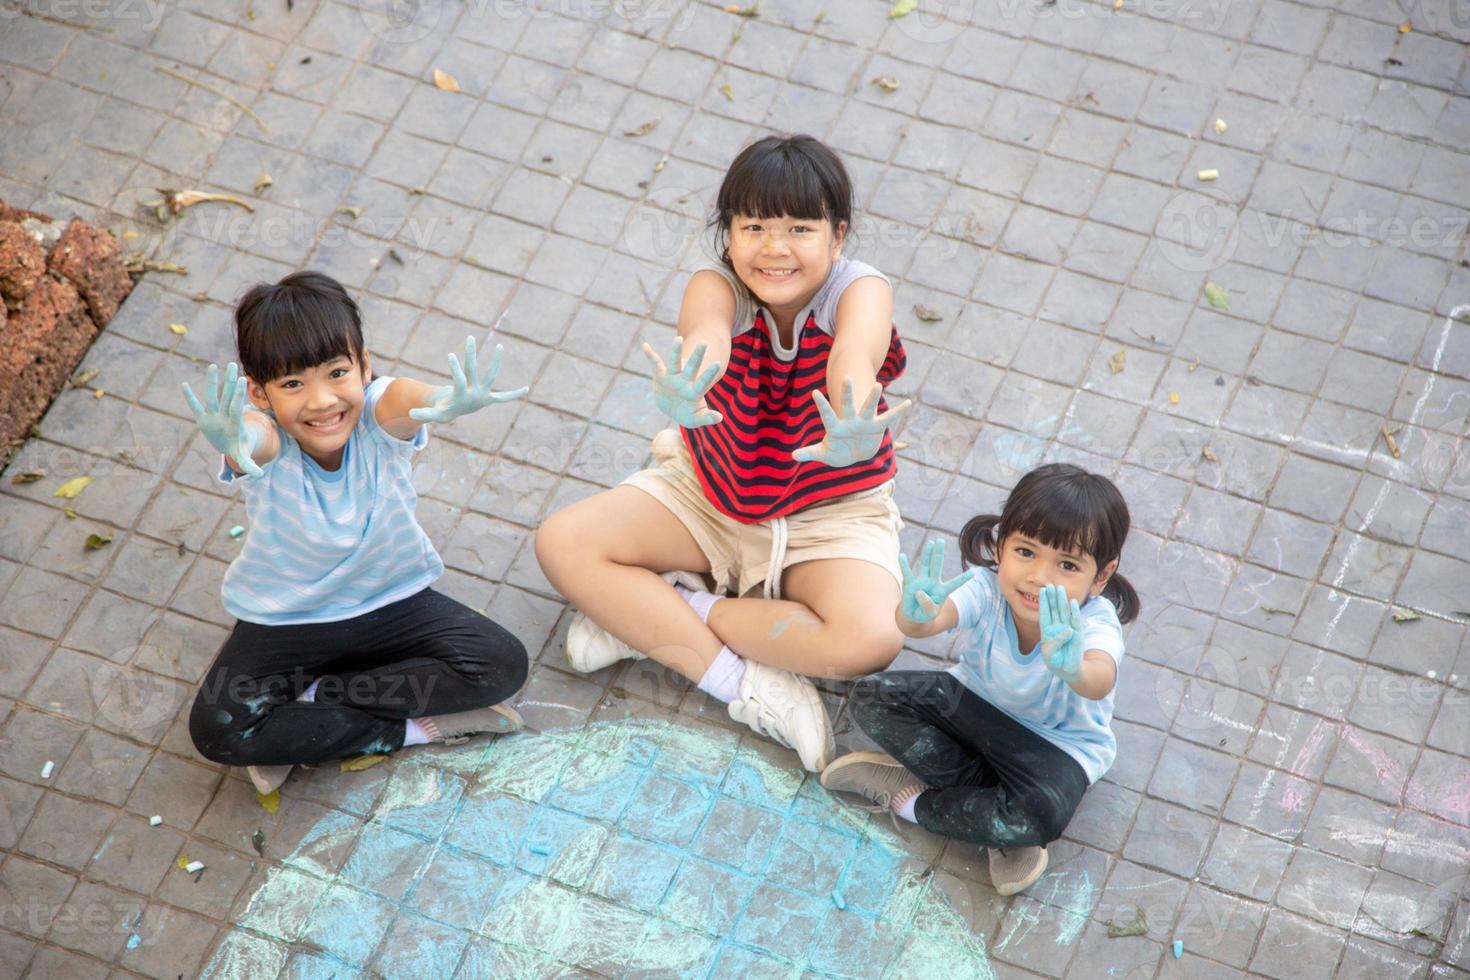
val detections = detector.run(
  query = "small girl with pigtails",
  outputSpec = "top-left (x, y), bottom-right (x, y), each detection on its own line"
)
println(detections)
top-left (822, 463), bottom-right (1140, 896)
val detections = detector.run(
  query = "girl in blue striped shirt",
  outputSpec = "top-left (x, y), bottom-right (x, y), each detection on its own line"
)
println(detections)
top-left (822, 463), bottom-right (1140, 896)
top-left (183, 272), bottom-right (530, 795)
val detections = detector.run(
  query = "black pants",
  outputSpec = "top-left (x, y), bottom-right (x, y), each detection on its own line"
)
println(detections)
top-left (849, 671), bottom-right (1089, 848)
top-left (189, 589), bottom-right (528, 767)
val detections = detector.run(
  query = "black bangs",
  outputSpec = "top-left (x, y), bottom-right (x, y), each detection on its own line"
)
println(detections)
top-left (235, 271), bottom-right (364, 383)
top-left (960, 463), bottom-right (1141, 624)
top-left (998, 464), bottom-right (1129, 569)
top-left (711, 135), bottom-right (853, 245)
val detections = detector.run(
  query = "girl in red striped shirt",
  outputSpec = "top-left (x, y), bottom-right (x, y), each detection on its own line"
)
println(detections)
top-left (536, 135), bottom-right (910, 772)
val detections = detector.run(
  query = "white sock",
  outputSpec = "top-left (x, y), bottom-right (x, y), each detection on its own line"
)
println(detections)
top-left (894, 787), bottom-right (922, 824)
top-left (673, 583), bottom-right (723, 624)
top-left (298, 679), bottom-right (320, 703)
top-left (696, 646), bottom-right (746, 704)
top-left (403, 718), bottom-right (432, 746)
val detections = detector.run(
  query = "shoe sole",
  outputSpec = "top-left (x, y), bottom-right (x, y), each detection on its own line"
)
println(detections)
top-left (781, 677), bottom-right (835, 772)
top-left (247, 765), bottom-right (291, 795)
top-left (819, 751), bottom-right (902, 791)
top-left (994, 848), bottom-right (1049, 897)
top-left (490, 703), bottom-right (524, 732)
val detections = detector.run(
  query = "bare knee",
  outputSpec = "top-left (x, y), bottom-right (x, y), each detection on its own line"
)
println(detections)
top-left (816, 622), bottom-right (904, 681)
top-left (535, 509), bottom-right (598, 587)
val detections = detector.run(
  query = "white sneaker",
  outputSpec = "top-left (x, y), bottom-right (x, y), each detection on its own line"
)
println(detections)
top-left (247, 765), bottom-right (292, 795)
top-left (563, 571), bottom-right (711, 673)
top-left (566, 612), bottom-right (644, 672)
top-left (727, 660), bottom-right (834, 772)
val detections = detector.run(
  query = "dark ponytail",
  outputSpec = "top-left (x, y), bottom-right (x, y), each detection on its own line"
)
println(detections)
top-left (958, 514), bottom-right (1002, 570)
top-left (1100, 572), bottom-right (1140, 626)
top-left (962, 463), bottom-right (1140, 625)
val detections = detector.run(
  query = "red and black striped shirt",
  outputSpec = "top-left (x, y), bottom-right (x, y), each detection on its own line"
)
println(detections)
top-left (683, 262), bottom-right (907, 524)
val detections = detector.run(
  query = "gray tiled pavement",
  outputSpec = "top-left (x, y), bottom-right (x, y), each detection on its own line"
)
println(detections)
top-left (1, 0), bottom-right (1469, 977)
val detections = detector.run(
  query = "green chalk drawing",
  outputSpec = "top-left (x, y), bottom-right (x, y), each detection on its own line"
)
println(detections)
top-left (199, 930), bottom-right (288, 978)
top-left (234, 866), bottom-right (327, 943)
top-left (199, 717), bottom-right (999, 979)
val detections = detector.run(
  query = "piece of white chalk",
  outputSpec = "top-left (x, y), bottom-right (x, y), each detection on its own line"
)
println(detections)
top-left (149, 815), bottom-right (163, 826)
top-left (1197, 168), bottom-right (1219, 182)
top-left (40, 761), bottom-right (54, 779)
top-left (184, 861), bottom-right (205, 874)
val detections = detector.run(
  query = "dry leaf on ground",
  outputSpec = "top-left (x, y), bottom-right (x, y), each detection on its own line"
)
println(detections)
top-left (433, 68), bottom-right (460, 92)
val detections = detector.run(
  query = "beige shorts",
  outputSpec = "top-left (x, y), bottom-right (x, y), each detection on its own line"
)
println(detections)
top-left (622, 429), bottom-right (905, 599)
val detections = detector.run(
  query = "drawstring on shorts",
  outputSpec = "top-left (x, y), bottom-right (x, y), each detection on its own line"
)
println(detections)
top-left (764, 515), bottom-right (788, 601)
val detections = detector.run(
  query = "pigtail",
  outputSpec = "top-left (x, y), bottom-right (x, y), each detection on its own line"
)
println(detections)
top-left (1102, 571), bottom-right (1140, 625)
top-left (958, 514), bottom-right (1002, 570)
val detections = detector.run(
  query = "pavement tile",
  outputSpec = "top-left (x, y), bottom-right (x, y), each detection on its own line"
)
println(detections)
top-left (5, 6), bottom-right (1470, 978)
top-left (16, 791), bottom-right (114, 870)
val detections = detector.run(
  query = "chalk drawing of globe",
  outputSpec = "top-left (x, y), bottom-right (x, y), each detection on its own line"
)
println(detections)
top-left (198, 718), bottom-right (1075, 978)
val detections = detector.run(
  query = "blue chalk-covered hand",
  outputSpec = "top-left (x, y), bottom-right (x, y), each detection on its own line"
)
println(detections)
top-left (641, 337), bottom-right (724, 429)
top-left (411, 337), bottom-right (528, 423)
top-left (899, 539), bottom-right (976, 624)
top-left (792, 378), bottom-right (910, 467)
top-left (182, 362), bottom-right (264, 479)
top-left (1039, 584), bottom-right (1085, 685)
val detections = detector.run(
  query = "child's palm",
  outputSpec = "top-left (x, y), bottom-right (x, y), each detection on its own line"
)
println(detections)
top-left (793, 378), bottom-right (910, 467)
top-left (411, 337), bottom-right (527, 423)
top-left (642, 338), bottom-right (723, 429)
top-left (899, 539), bottom-right (975, 624)
top-left (182, 362), bottom-right (264, 479)
top-left (1039, 584), bottom-right (1084, 685)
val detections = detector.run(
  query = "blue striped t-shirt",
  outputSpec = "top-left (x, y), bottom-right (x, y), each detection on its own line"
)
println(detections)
top-left (217, 376), bottom-right (443, 625)
top-left (948, 567), bottom-right (1126, 783)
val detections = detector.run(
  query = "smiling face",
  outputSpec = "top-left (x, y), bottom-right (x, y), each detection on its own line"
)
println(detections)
top-left (726, 212), bottom-right (846, 324)
top-left (995, 532), bottom-right (1115, 634)
top-left (248, 352), bottom-right (371, 470)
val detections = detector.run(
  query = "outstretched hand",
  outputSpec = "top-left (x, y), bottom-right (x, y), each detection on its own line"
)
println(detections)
top-left (182, 362), bottom-right (264, 479)
top-left (1038, 584), bottom-right (1085, 685)
top-left (899, 539), bottom-right (976, 624)
top-left (641, 337), bottom-right (723, 429)
top-left (411, 336), bottom-right (528, 423)
top-left (792, 378), bottom-right (909, 467)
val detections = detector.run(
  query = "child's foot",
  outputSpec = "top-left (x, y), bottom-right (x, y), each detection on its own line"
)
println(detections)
top-left (566, 611), bottom-right (644, 672)
top-left (417, 703), bottom-right (524, 745)
top-left (820, 752), bottom-right (925, 814)
top-left (727, 660), bottom-right (834, 772)
top-left (563, 571), bottom-right (710, 673)
top-left (989, 845), bottom-right (1048, 896)
top-left (247, 765), bottom-right (292, 795)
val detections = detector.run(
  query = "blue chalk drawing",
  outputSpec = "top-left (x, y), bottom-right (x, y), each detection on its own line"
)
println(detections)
top-left (200, 718), bottom-right (1001, 978)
